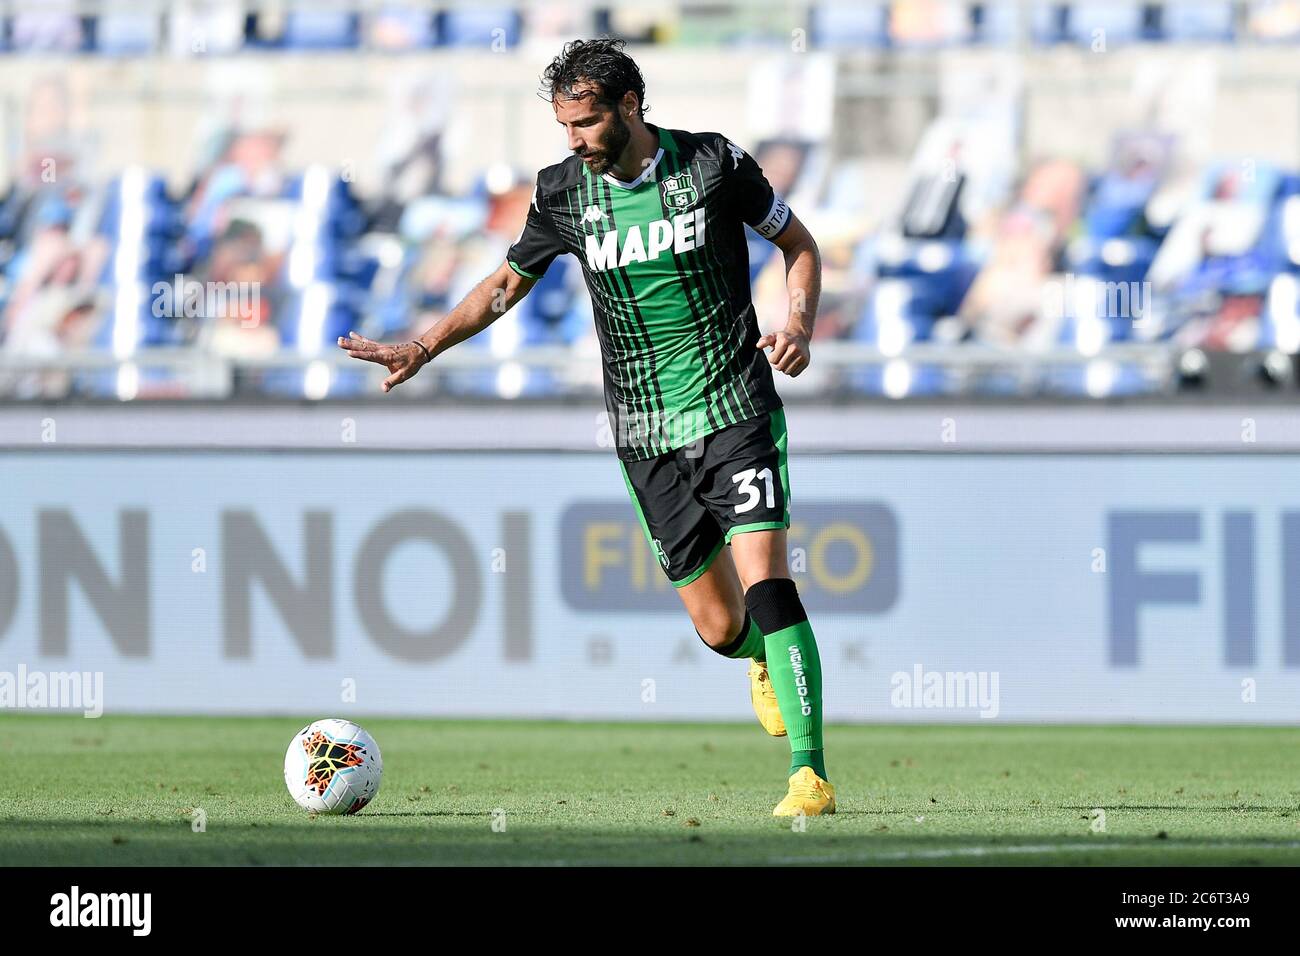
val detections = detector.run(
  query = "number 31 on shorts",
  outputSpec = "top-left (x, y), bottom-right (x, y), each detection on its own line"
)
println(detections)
top-left (731, 467), bottom-right (776, 513)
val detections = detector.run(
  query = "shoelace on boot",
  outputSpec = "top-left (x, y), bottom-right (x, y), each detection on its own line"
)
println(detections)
top-left (790, 777), bottom-right (822, 800)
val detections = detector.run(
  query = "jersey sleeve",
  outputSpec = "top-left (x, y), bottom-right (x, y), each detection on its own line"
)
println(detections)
top-left (719, 138), bottom-right (792, 241)
top-left (506, 185), bottom-right (566, 279)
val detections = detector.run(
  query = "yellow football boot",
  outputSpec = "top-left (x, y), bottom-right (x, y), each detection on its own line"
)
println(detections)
top-left (772, 766), bottom-right (836, 817)
top-left (747, 659), bottom-right (786, 737)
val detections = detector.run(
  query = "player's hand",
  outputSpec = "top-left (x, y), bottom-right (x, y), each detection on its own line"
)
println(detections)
top-left (336, 331), bottom-right (430, 393)
top-left (756, 328), bottom-right (811, 377)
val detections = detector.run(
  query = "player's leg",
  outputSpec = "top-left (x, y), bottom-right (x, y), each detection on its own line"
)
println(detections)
top-left (728, 527), bottom-right (826, 774)
top-left (619, 453), bottom-right (723, 590)
top-left (673, 544), bottom-right (757, 656)
top-left (619, 449), bottom-right (745, 647)
top-left (672, 546), bottom-right (786, 736)
top-left (695, 408), bottom-right (834, 815)
top-left (619, 453), bottom-right (780, 734)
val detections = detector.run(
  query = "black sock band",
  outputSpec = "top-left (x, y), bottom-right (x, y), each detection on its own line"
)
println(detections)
top-left (698, 611), bottom-right (752, 657)
top-left (744, 578), bottom-right (808, 634)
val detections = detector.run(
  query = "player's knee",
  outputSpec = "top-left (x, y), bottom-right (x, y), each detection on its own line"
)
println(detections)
top-left (694, 607), bottom-right (747, 651)
top-left (743, 577), bottom-right (808, 634)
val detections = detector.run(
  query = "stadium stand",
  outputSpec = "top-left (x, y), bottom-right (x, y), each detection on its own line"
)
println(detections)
top-left (2, 2), bottom-right (1300, 400)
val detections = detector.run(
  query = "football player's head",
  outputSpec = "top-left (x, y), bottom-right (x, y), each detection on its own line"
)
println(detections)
top-left (544, 38), bottom-right (648, 175)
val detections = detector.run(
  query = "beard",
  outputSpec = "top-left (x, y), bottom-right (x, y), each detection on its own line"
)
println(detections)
top-left (577, 112), bottom-right (632, 176)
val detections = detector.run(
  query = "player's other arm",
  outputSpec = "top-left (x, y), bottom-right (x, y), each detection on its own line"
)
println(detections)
top-left (757, 211), bottom-right (820, 378)
top-left (341, 174), bottom-right (566, 393)
top-left (336, 261), bottom-right (537, 393)
top-left (722, 135), bottom-right (820, 377)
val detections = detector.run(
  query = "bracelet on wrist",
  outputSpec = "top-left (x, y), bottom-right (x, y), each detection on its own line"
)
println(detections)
top-left (410, 340), bottom-right (432, 364)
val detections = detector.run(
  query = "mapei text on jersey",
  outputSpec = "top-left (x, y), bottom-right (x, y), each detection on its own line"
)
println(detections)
top-left (583, 207), bottom-right (708, 272)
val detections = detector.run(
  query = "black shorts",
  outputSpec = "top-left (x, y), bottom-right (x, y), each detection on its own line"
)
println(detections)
top-left (618, 407), bottom-right (791, 587)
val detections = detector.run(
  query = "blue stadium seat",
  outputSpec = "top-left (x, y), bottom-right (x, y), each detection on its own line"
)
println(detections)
top-left (808, 3), bottom-right (890, 49)
top-left (1261, 272), bottom-right (1300, 351)
top-left (442, 256), bottom-right (585, 399)
top-left (90, 210), bottom-right (184, 364)
top-left (975, 2), bottom-right (1067, 44)
top-left (96, 10), bottom-right (161, 55)
top-left (284, 11), bottom-right (359, 49)
top-left (95, 173), bottom-right (184, 348)
top-left (1066, 2), bottom-right (1148, 45)
top-left (1162, 1), bottom-right (1235, 41)
top-left (1175, 161), bottom-right (1286, 299)
top-left (1195, 159), bottom-right (1282, 206)
top-left (873, 236), bottom-right (980, 304)
top-left (1271, 177), bottom-right (1300, 274)
top-left (264, 172), bottom-right (384, 393)
top-left (437, 8), bottom-right (522, 48)
top-left (846, 234), bottom-right (980, 397)
top-left (518, 258), bottom-right (586, 345)
top-left (8, 9), bottom-right (86, 52)
top-left (1260, 185), bottom-right (1300, 353)
top-left (1083, 168), bottom-right (1160, 239)
top-left (1069, 161), bottom-right (1165, 292)
top-left (265, 286), bottom-right (359, 397)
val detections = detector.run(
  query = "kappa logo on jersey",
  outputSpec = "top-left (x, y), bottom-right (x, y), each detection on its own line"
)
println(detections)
top-left (582, 205), bottom-right (607, 224)
top-left (726, 140), bottom-right (745, 170)
top-left (660, 170), bottom-right (698, 211)
top-left (584, 208), bottom-right (708, 272)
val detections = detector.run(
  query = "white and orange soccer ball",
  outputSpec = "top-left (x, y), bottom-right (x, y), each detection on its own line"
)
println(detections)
top-left (283, 718), bottom-right (383, 815)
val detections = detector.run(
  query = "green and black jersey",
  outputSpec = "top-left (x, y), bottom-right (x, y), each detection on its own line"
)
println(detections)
top-left (506, 125), bottom-right (791, 461)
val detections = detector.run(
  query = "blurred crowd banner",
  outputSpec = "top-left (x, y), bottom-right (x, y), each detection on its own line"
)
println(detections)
top-left (3, 431), bottom-right (1299, 722)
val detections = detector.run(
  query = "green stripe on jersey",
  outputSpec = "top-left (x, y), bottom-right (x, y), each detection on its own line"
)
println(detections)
top-left (601, 172), bottom-right (705, 451)
top-left (549, 126), bottom-right (784, 461)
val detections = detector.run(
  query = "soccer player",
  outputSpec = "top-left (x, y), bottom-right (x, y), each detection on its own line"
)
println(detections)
top-left (339, 38), bottom-right (832, 816)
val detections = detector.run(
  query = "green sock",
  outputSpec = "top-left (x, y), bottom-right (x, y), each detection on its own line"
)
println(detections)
top-left (763, 619), bottom-right (827, 780)
top-left (790, 749), bottom-right (827, 780)
top-left (722, 615), bottom-right (766, 662)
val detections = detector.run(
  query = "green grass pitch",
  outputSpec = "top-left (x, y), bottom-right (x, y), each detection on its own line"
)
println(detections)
top-left (2, 715), bottom-right (1297, 866)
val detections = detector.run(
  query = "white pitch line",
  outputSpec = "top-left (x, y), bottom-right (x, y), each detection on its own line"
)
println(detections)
top-left (765, 841), bottom-right (1300, 864)
top-left (272, 841), bottom-right (1300, 867)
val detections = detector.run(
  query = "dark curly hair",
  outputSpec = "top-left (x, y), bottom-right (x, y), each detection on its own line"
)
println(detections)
top-left (541, 38), bottom-right (649, 118)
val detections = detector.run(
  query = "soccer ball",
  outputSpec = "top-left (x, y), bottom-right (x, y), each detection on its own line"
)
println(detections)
top-left (283, 718), bottom-right (383, 815)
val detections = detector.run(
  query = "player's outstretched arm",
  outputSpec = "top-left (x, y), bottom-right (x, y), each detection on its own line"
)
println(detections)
top-left (337, 260), bottom-right (537, 393)
top-left (756, 210), bottom-right (821, 378)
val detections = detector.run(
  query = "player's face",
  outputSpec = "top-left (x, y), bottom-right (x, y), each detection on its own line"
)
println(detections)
top-left (553, 88), bottom-right (631, 176)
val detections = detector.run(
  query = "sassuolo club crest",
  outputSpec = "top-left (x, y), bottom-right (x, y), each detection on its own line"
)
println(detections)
top-left (661, 170), bottom-right (699, 211)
